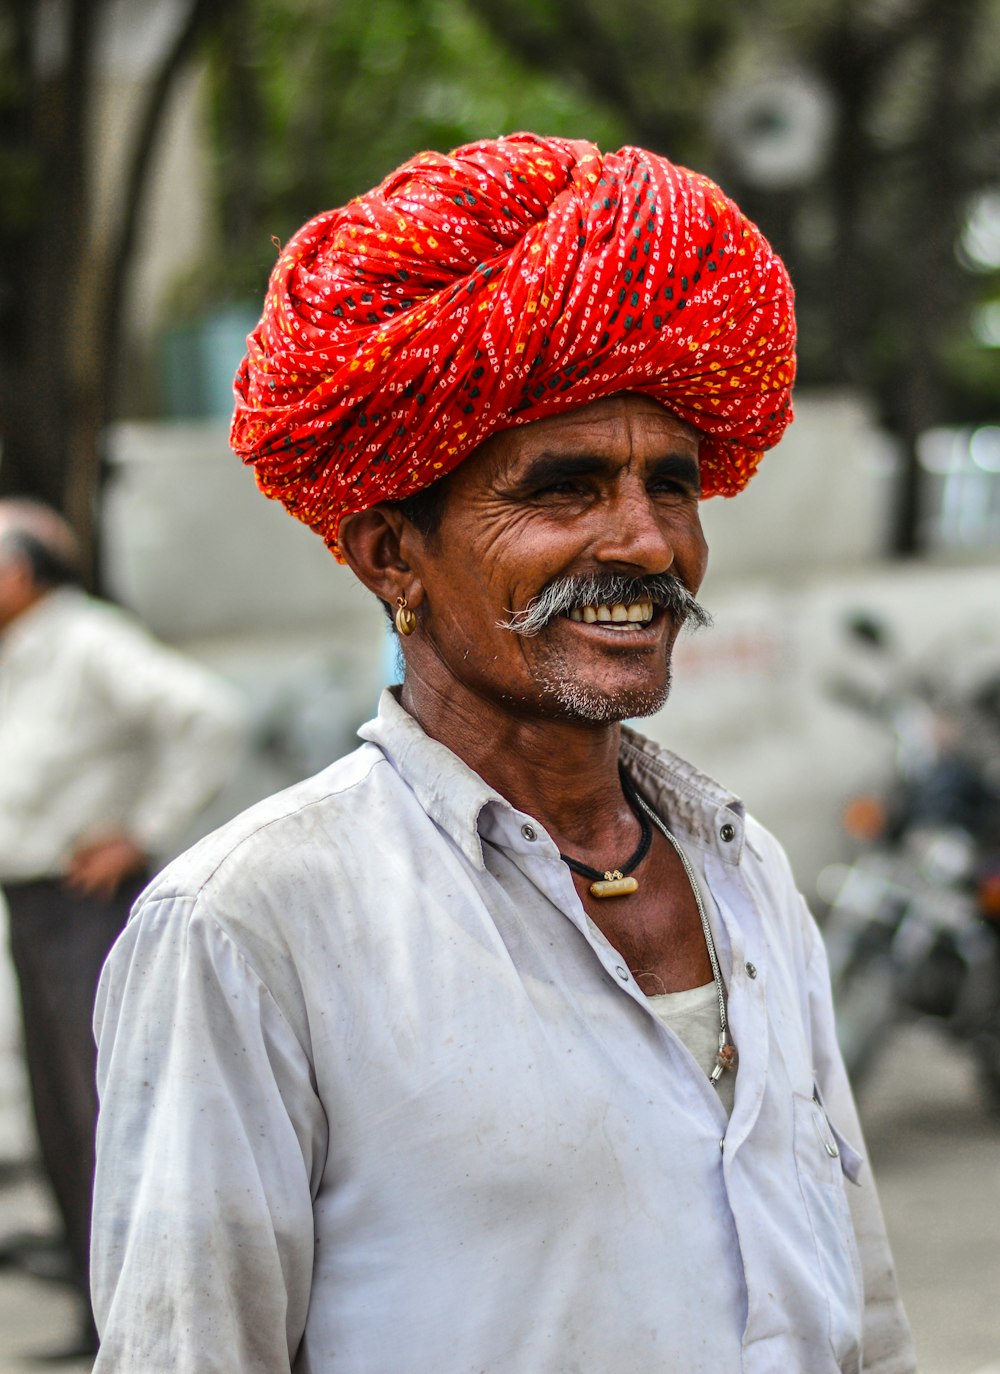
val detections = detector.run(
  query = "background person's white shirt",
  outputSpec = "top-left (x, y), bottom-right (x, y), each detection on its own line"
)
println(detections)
top-left (92, 690), bottom-right (914, 1373)
top-left (0, 587), bottom-right (246, 881)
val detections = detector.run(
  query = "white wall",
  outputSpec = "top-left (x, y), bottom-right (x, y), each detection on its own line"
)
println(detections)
top-left (698, 389), bottom-right (896, 579)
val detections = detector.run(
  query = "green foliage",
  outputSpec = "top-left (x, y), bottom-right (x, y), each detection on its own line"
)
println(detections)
top-left (941, 309), bottom-right (1000, 424)
top-left (189, 0), bottom-right (628, 313)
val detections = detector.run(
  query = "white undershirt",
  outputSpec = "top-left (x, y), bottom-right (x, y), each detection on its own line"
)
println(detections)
top-left (646, 982), bottom-right (736, 1116)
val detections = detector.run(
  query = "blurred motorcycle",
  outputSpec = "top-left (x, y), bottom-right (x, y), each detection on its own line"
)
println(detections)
top-left (817, 614), bottom-right (1000, 1107)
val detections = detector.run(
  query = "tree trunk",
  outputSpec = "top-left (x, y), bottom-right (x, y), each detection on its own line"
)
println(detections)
top-left (0, 0), bottom-right (99, 572)
top-left (0, 0), bottom-right (239, 589)
top-left (885, 0), bottom-right (979, 555)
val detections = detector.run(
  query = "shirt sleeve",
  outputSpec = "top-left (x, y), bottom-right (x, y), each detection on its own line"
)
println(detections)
top-left (84, 615), bottom-right (248, 855)
top-left (804, 913), bottom-right (917, 1374)
top-left (91, 893), bottom-right (326, 1373)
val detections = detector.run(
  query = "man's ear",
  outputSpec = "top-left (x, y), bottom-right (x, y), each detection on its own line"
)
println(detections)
top-left (337, 508), bottom-right (425, 608)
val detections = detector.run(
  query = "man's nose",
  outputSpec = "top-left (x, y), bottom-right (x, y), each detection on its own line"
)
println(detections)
top-left (589, 486), bottom-right (675, 573)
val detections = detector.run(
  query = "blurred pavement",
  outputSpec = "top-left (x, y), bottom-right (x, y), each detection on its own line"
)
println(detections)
top-left (0, 1020), bottom-right (997, 1371)
top-left (859, 1021), bottom-right (1000, 1373)
top-left (0, 1165), bottom-right (90, 1372)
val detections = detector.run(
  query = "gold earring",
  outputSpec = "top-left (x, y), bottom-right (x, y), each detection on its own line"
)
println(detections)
top-left (394, 594), bottom-right (417, 636)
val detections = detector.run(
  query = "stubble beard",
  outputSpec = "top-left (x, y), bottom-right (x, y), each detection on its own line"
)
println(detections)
top-left (532, 642), bottom-right (675, 724)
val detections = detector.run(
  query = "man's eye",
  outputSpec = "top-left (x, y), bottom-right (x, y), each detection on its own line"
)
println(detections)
top-left (534, 480), bottom-right (584, 497)
top-left (651, 479), bottom-right (697, 499)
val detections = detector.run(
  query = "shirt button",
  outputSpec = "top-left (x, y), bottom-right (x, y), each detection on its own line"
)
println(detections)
top-left (745, 961), bottom-right (758, 979)
top-left (615, 965), bottom-right (630, 982)
top-left (521, 823), bottom-right (537, 841)
top-left (720, 823), bottom-right (736, 842)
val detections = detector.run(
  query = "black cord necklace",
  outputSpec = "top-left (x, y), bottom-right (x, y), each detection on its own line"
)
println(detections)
top-left (559, 768), bottom-right (652, 898)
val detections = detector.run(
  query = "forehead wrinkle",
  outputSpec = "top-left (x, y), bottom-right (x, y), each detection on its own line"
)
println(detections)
top-left (451, 402), bottom-right (703, 524)
top-left (470, 394), bottom-right (701, 486)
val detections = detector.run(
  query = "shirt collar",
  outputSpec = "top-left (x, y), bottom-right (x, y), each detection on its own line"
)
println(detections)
top-left (619, 726), bottom-right (747, 860)
top-left (358, 689), bottom-right (510, 871)
top-left (358, 689), bottom-right (747, 868)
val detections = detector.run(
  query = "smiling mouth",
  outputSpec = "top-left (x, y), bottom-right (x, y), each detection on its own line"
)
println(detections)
top-left (564, 600), bottom-right (655, 626)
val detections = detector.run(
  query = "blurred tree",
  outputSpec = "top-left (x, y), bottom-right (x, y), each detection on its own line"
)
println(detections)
top-left (182, 0), bottom-right (627, 321)
top-left (0, 0), bottom-right (238, 578)
top-left (463, 0), bottom-right (1000, 554)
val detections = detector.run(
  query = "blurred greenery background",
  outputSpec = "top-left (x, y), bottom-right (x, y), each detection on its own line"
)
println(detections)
top-left (1, 0), bottom-right (999, 571)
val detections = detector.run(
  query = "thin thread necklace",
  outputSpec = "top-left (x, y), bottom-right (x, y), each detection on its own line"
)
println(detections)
top-left (558, 767), bottom-right (652, 898)
top-left (631, 786), bottom-right (737, 1087)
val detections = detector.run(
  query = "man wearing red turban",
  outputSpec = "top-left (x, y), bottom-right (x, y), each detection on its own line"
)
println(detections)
top-left (92, 136), bottom-right (914, 1373)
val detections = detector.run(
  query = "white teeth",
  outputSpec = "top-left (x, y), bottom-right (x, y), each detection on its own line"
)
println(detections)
top-left (568, 600), bottom-right (655, 625)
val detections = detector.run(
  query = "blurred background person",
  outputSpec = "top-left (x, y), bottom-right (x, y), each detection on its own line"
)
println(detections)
top-left (0, 497), bottom-right (246, 1355)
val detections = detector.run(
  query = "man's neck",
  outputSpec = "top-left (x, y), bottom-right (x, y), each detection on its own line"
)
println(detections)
top-left (0, 584), bottom-right (53, 637)
top-left (400, 672), bottom-right (635, 850)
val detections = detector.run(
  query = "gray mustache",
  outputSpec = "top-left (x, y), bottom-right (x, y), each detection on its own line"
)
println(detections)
top-left (498, 572), bottom-right (712, 638)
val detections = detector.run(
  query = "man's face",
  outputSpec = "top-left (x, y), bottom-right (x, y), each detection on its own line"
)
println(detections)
top-left (404, 393), bottom-right (709, 725)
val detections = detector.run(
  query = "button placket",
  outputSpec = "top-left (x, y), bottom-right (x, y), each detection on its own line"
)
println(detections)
top-left (703, 852), bottom-right (770, 1152)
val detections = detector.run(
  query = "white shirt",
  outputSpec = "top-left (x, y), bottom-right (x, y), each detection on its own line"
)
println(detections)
top-left (92, 689), bottom-right (914, 1374)
top-left (0, 588), bottom-right (246, 881)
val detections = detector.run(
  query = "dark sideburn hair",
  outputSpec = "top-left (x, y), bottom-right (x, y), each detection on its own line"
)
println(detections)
top-left (391, 480), bottom-right (449, 540)
top-left (4, 530), bottom-right (83, 590)
top-left (378, 477), bottom-right (450, 625)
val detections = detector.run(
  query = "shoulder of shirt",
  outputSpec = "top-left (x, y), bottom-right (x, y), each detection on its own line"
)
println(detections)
top-left (63, 592), bottom-right (156, 643)
top-left (16, 588), bottom-right (155, 656)
top-left (121, 742), bottom-right (428, 1021)
top-left (133, 740), bottom-right (391, 912)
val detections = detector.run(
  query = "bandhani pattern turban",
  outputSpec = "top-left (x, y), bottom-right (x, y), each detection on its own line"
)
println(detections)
top-left (231, 133), bottom-right (796, 558)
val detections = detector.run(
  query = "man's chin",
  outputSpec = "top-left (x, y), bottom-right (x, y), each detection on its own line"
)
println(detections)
top-left (538, 671), bottom-right (672, 725)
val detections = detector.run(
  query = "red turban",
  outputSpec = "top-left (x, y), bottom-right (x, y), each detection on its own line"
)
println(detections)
top-left (231, 133), bottom-right (795, 559)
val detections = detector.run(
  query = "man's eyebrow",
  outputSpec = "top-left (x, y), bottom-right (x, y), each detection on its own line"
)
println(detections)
top-left (514, 450), bottom-right (701, 490)
top-left (514, 452), bottom-right (612, 487)
top-left (648, 454), bottom-right (701, 489)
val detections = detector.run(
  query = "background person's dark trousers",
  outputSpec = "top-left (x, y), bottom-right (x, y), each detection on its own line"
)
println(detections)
top-left (3, 873), bottom-right (146, 1351)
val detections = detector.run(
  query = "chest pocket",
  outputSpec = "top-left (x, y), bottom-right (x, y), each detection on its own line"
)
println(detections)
top-left (793, 1088), bottom-right (864, 1371)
